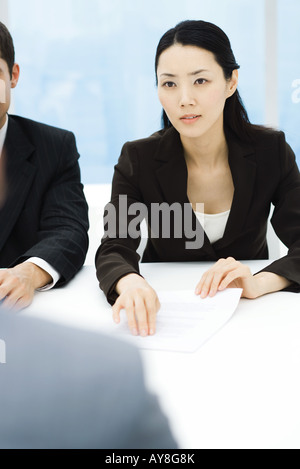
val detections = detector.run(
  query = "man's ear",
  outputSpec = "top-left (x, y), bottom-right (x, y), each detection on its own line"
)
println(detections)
top-left (11, 63), bottom-right (20, 89)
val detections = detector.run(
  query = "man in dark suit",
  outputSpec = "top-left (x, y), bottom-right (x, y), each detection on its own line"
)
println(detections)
top-left (0, 22), bottom-right (89, 310)
top-left (0, 308), bottom-right (178, 449)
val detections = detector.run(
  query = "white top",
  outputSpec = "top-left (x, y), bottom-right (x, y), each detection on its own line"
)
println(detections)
top-left (194, 209), bottom-right (230, 244)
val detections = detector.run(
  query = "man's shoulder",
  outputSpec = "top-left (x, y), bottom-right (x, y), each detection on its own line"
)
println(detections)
top-left (8, 115), bottom-right (74, 142)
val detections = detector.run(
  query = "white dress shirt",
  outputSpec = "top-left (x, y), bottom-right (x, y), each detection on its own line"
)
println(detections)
top-left (0, 114), bottom-right (60, 290)
top-left (0, 114), bottom-right (8, 154)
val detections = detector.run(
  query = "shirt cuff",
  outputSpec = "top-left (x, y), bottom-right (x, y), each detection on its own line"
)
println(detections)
top-left (25, 257), bottom-right (61, 291)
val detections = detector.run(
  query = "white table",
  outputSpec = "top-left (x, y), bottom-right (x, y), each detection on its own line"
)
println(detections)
top-left (24, 260), bottom-right (300, 449)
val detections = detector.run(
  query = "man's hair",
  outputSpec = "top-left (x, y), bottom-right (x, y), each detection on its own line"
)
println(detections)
top-left (0, 22), bottom-right (15, 78)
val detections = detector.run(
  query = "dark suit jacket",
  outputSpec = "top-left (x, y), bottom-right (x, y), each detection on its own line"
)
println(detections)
top-left (0, 115), bottom-right (89, 286)
top-left (0, 309), bottom-right (177, 449)
top-left (96, 126), bottom-right (300, 304)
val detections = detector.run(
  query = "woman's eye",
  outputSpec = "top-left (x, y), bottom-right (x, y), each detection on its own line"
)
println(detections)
top-left (163, 81), bottom-right (176, 88)
top-left (195, 78), bottom-right (207, 85)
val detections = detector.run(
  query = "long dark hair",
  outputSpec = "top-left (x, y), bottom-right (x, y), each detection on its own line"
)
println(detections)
top-left (155, 20), bottom-right (256, 140)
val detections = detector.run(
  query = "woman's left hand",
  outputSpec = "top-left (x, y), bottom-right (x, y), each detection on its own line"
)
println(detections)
top-left (195, 257), bottom-right (261, 299)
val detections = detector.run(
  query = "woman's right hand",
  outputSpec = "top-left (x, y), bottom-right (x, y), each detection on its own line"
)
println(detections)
top-left (112, 274), bottom-right (161, 337)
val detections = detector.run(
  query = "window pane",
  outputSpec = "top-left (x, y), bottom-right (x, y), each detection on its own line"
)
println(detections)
top-left (9, 0), bottom-right (265, 183)
top-left (278, 0), bottom-right (300, 166)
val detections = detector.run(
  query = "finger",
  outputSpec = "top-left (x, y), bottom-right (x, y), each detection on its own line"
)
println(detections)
top-left (198, 271), bottom-right (215, 298)
top-left (0, 281), bottom-right (16, 308)
top-left (1, 278), bottom-right (31, 308)
top-left (146, 296), bottom-right (160, 336)
top-left (1, 291), bottom-right (21, 311)
top-left (124, 299), bottom-right (139, 336)
top-left (219, 273), bottom-right (239, 290)
top-left (195, 258), bottom-right (229, 295)
top-left (199, 258), bottom-right (240, 296)
top-left (223, 257), bottom-right (236, 263)
top-left (0, 285), bottom-right (9, 301)
top-left (134, 296), bottom-right (149, 337)
top-left (208, 271), bottom-right (227, 297)
top-left (0, 275), bottom-right (14, 301)
top-left (209, 262), bottom-right (241, 294)
top-left (195, 272), bottom-right (209, 295)
top-left (113, 297), bottom-right (139, 336)
top-left (219, 265), bottom-right (248, 290)
top-left (112, 299), bottom-right (123, 324)
top-left (4, 293), bottom-right (32, 312)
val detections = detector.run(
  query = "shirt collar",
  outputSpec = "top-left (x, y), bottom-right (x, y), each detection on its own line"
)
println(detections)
top-left (0, 115), bottom-right (9, 156)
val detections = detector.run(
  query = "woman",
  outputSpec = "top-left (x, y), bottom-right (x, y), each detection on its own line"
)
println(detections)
top-left (96, 20), bottom-right (300, 337)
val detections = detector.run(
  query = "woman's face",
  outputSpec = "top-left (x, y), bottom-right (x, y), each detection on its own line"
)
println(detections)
top-left (157, 44), bottom-right (238, 141)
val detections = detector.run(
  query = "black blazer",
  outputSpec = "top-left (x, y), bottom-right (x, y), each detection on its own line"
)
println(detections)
top-left (96, 126), bottom-right (300, 304)
top-left (0, 115), bottom-right (89, 286)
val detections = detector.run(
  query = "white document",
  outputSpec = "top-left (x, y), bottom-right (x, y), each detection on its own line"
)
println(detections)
top-left (113, 288), bottom-right (243, 353)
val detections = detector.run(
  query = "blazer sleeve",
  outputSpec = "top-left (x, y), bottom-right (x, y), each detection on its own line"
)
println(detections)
top-left (16, 131), bottom-right (89, 286)
top-left (258, 132), bottom-right (300, 292)
top-left (96, 142), bottom-right (145, 305)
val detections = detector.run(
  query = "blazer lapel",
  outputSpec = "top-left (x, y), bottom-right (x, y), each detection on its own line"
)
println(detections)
top-left (153, 126), bottom-right (257, 255)
top-left (154, 127), bottom-right (217, 258)
top-left (215, 130), bottom-right (257, 249)
top-left (0, 116), bottom-right (36, 252)
top-left (154, 127), bottom-right (188, 204)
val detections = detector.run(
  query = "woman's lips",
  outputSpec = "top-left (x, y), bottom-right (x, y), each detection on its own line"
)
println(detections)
top-left (180, 114), bottom-right (201, 124)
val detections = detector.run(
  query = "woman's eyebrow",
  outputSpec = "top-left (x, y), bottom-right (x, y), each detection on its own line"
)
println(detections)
top-left (159, 73), bottom-right (176, 78)
top-left (189, 69), bottom-right (209, 76)
top-left (159, 69), bottom-right (210, 78)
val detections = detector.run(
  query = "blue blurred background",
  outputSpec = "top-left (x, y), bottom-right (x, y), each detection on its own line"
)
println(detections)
top-left (5, 0), bottom-right (300, 183)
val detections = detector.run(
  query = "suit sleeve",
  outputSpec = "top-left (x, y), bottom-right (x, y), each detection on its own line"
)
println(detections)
top-left (96, 142), bottom-right (145, 305)
top-left (0, 310), bottom-right (178, 449)
top-left (17, 131), bottom-right (89, 286)
top-left (122, 350), bottom-right (178, 449)
top-left (258, 132), bottom-right (300, 292)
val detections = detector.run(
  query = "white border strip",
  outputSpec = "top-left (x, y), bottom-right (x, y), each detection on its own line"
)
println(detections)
top-left (265, 0), bottom-right (279, 128)
top-left (0, 0), bottom-right (9, 24)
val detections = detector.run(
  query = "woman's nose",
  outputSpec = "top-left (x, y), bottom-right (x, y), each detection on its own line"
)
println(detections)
top-left (179, 87), bottom-right (196, 107)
